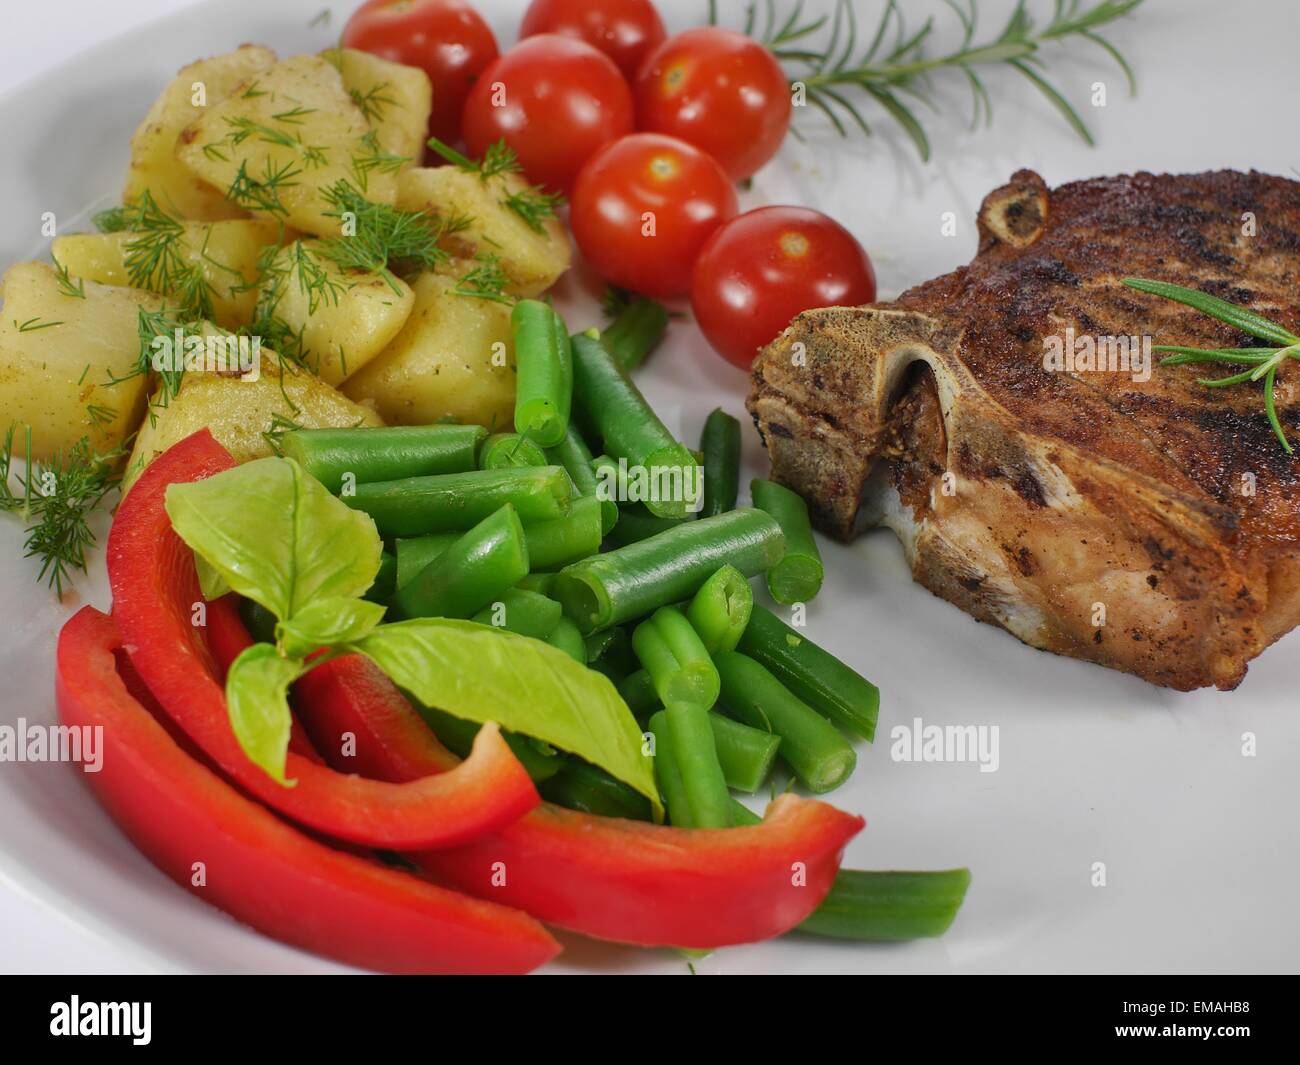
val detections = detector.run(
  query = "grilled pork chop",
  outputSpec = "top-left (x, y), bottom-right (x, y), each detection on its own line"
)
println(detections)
top-left (747, 169), bottom-right (1300, 691)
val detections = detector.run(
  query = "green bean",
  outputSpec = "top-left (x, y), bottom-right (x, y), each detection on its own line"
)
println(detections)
top-left (416, 704), bottom-right (561, 783)
top-left (281, 424), bottom-right (485, 493)
top-left (600, 296), bottom-right (669, 372)
top-left (515, 572), bottom-right (557, 596)
top-left (390, 505), bottom-right (529, 620)
top-left (554, 507), bottom-right (784, 634)
top-left (570, 332), bottom-right (696, 519)
top-left (798, 869), bottom-right (971, 941)
top-left (471, 587), bottom-right (562, 640)
top-left (686, 564), bottom-right (752, 654)
top-left (363, 549), bottom-right (397, 605)
top-left (750, 478), bottom-right (824, 604)
top-left (662, 701), bottom-right (731, 828)
top-left (714, 651), bottom-right (856, 794)
top-left (603, 504), bottom-right (688, 547)
top-left (586, 626), bottom-right (635, 678)
top-left (394, 532), bottom-right (460, 590)
top-left (616, 668), bottom-right (660, 717)
top-left (522, 495), bottom-right (603, 570)
top-left (343, 465), bottom-right (571, 537)
top-left (699, 408), bottom-right (740, 518)
top-left (540, 760), bottom-right (653, 820)
top-left (632, 606), bottom-right (720, 707)
top-left (479, 432), bottom-right (548, 470)
top-left (546, 423), bottom-right (618, 535)
top-left (729, 798), bottom-right (762, 826)
top-left (738, 605), bottom-right (879, 742)
top-left (648, 710), bottom-right (691, 826)
top-left (709, 713), bottom-right (780, 793)
top-left (512, 299), bottom-right (572, 448)
top-left (545, 616), bottom-right (587, 663)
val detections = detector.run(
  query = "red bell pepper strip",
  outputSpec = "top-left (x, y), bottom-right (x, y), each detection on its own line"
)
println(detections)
top-left (294, 657), bottom-right (866, 948)
top-left (56, 606), bottom-right (560, 974)
top-left (107, 430), bottom-right (539, 851)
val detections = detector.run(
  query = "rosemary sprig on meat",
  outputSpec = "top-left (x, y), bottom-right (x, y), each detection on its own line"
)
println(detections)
top-left (1123, 277), bottom-right (1300, 453)
top-left (715, 0), bottom-right (1144, 160)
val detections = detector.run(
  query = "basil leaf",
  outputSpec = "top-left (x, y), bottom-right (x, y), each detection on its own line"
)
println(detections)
top-left (355, 619), bottom-right (662, 817)
top-left (276, 597), bottom-right (386, 658)
top-left (225, 643), bottom-right (307, 785)
top-left (165, 457), bottom-right (382, 622)
top-left (195, 553), bottom-right (231, 600)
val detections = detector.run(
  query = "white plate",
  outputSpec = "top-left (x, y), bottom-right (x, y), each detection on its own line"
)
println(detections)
top-left (1, 0), bottom-right (1297, 975)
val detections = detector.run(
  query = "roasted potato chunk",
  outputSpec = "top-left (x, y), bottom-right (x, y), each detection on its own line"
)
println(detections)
top-left (398, 166), bottom-right (571, 297)
top-left (124, 44), bottom-right (278, 221)
top-left (342, 270), bottom-right (515, 430)
top-left (324, 48), bottom-right (431, 167)
top-left (0, 262), bottom-right (161, 459)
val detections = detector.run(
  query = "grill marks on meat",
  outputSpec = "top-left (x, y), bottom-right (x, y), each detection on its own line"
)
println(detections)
top-left (748, 169), bottom-right (1300, 691)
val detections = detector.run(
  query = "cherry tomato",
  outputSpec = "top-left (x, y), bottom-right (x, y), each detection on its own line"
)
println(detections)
top-left (519, 0), bottom-right (667, 80)
top-left (634, 27), bottom-right (791, 181)
top-left (571, 133), bottom-right (738, 299)
top-left (341, 0), bottom-right (499, 147)
top-left (462, 34), bottom-right (635, 195)
top-left (691, 206), bottom-right (876, 370)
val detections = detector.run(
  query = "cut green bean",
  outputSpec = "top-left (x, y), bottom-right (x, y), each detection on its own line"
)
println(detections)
top-left (601, 296), bottom-right (668, 372)
top-left (729, 798), bottom-right (762, 826)
top-left (709, 713), bottom-right (780, 793)
top-left (471, 587), bottom-right (563, 640)
top-left (616, 668), bottom-right (659, 717)
top-left (648, 710), bottom-right (691, 826)
top-left (343, 465), bottom-right (571, 537)
top-left (545, 616), bottom-right (587, 663)
top-left (632, 606), bottom-right (720, 708)
top-left (586, 626), bottom-right (635, 678)
top-left (798, 869), bottom-right (971, 941)
top-left (714, 650), bottom-right (856, 794)
top-left (512, 299), bottom-right (572, 447)
top-left (390, 505), bottom-right (529, 620)
top-left (522, 494), bottom-right (603, 570)
top-left (699, 408), bottom-right (740, 518)
top-left (547, 423), bottom-right (618, 535)
top-left (554, 507), bottom-right (784, 634)
top-left (394, 532), bottom-right (460, 590)
top-left (281, 424), bottom-right (485, 493)
top-left (686, 564), bottom-right (752, 654)
top-left (751, 478), bottom-right (824, 604)
top-left (570, 332), bottom-right (696, 519)
top-left (416, 704), bottom-right (561, 783)
top-left (738, 605), bottom-right (879, 742)
top-left (364, 549), bottom-right (397, 605)
top-left (603, 504), bottom-right (687, 547)
top-left (663, 701), bottom-right (732, 829)
top-left (515, 572), bottom-right (557, 596)
top-left (479, 432), bottom-right (548, 470)
top-left (541, 760), bottom-right (653, 820)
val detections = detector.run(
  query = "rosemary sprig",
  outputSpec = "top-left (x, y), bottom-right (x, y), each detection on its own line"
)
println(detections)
top-left (714, 0), bottom-right (1144, 160)
top-left (0, 427), bottom-right (130, 595)
top-left (1122, 277), bottom-right (1300, 453)
top-left (428, 136), bottom-right (565, 233)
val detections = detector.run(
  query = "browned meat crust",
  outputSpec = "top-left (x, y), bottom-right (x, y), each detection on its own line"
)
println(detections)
top-left (747, 169), bottom-right (1300, 691)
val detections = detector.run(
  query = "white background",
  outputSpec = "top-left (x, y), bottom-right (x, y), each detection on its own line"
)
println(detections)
top-left (1, 0), bottom-right (1297, 975)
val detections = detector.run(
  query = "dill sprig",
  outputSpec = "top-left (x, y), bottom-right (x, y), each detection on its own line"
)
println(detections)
top-left (428, 135), bottom-right (565, 233)
top-left (349, 81), bottom-right (399, 123)
top-left (225, 157), bottom-right (303, 217)
top-left (101, 190), bottom-right (216, 319)
top-left (1123, 277), bottom-right (1300, 453)
top-left (317, 180), bottom-right (447, 291)
top-left (715, 0), bottom-right (1143, 161)
top-left (0, 427), bottom-right (130, 596)
top-left (452, 254), bottom-right (512, 304)
top-left (350, 129), bottom-right (409, 192)
top-left (52, 255), bottom-right (86, 299)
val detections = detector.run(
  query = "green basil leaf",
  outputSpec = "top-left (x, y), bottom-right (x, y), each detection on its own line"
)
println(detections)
top-left (225, 643), bottom-right (307, 785)
top-left (195, 553), bottom-right (231, 600)
top-left (276, 597), bottom-right (386, 658)
top-left (354, 619), bottom-right (662, 817)
top-left (165, 456), bottom-right (382, 622)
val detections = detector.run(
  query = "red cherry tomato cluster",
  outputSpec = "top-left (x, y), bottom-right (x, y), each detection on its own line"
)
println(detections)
top-left (342, 0), bottom-right (877, 370)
